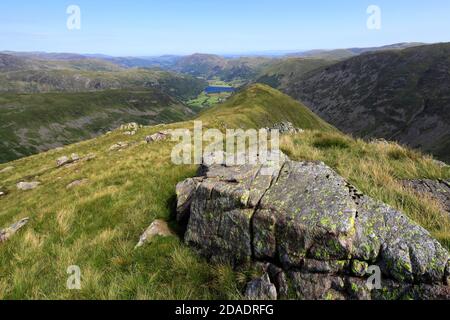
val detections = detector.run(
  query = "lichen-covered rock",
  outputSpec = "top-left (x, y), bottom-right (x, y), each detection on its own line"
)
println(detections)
top-left (178, 155), bottom-right (450, 300)
top-left (176, 178), bottom-right (202, 224)
top-left (245, 274), bottom-right (277, 300)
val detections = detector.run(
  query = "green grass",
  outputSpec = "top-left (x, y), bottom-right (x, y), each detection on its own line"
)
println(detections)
top-left (0, 68), bottom-right (207, 101)
top-left (0, 89), bottom-right (195, 163)
top-left (199, 84), bottom-right (337, 132)
top-left (0, 84), bottom-right (448, 299)
top-left (186, 91), bottom-right (232, 109)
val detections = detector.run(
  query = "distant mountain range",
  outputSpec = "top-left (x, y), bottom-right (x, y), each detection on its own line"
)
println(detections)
top-left (1, 42), bottom-right (449, 162)
top-left (281, 43), bottom-right (450, 161)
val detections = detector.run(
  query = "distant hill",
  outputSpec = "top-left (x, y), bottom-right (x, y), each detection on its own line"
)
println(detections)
top-left (172, 53), bottom-right (274, 82)
top-left (200, 83), bottom-right (337, 132)
top-left (0, 89), bottom-right (195, 163)
top-left (288, 43), bottom-right (450, 161)
top-left (0, 53), bottom-right (207, 101)
top-left (255, 58), bottom-right (335, 90)
top-left (288, 43), bottom-right (425, 60)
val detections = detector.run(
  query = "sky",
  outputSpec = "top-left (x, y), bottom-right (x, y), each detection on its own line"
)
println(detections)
top-left (0, 0), bottom-right (449, 56)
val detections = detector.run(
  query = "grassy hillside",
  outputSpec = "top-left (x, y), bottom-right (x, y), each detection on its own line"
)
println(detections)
top-left (255, 58), bottom-right (335, 89)
top-left (172, 54), bottom-right (274, 82)
top-left (0, 67), bottom-right (207, 101)
top-left (288, 43), bottom-right (450, 162)
top-left (0, 89), bottom-right (195, 163)
top-left (0, 84), bottom-right (448, 299)
top-left (199, 84), bottom-right (336, 132)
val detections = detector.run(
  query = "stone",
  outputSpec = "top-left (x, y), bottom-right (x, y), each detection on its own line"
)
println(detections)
top-left (84, 153), bottom-right (96, 161)
top-left (56, 156), bottom-right (71, 167)
top-left (0, 218), bottom-right (30, 243)
top-left (177, 154), bottom-right (450, 300)
top-left (245, 274), bottom-right (277, 300)
top-left (135, 219), bottom-right (174, 248)
top-left (401, 179), bottom-right (450, 214)
top-left (432, 160), bottom-right (448, 168)
top-left (266, 122), bottom-right (303, 135)
top-left (71, 153), bottom-right (80, 162)
top-left (120, 122), bottom-right (139, 132)
top-left (109, 142), bottom-right (129, 151)
top-left (0, 187), bottom-right (6, 197)
top-left (146, 131), bottom-right (170, 143)
top-left (66, 179), bottom-right (89, 190)
top-left (17, 181), bottom-right (40, 191)
top-left (0, 166), bottom-right (14, 174)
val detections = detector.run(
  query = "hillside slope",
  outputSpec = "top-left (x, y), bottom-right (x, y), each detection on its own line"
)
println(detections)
top-left (288, 43), bottom-right (450, 162)
top-left (200, 84), bottom-right (336, 132)
top-left (0, 84), bottom-right (448, 300)
top-left (255, 58), bottom-right (335, 90)
top-left (0, 89), bottom-right (195, 163)
top-left (0, 59), bottom-right (207, 101)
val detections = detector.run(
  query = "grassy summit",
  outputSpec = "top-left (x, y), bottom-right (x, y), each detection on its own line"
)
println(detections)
top-left (0, 84), bottom-right (448, 299)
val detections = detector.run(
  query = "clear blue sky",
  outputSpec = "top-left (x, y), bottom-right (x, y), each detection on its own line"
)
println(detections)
top-left (1, 0), bottom-right (449, 56)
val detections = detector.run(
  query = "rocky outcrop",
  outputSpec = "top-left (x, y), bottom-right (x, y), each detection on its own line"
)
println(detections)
top-left (146, 131), bottom-right (170, 143)
top-left (401, 179), bottom-right (450, 214)
top-left (265, 122), bottom-right (303, 135)
top-left (109, 142), bottom-right (129, 151)
top-left (56, 153), bottom-right (80, 167)
top-left (0, 218), bottom-right (29, 243)
top-left (176, 155), bottom-right (450, 300)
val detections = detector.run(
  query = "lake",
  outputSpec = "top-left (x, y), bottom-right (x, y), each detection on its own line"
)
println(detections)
top-left (204, 86), bottom-right (235, 94)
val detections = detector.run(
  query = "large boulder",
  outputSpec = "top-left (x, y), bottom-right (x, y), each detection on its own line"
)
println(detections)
top-left (177, 156), bottom-right (450, 300)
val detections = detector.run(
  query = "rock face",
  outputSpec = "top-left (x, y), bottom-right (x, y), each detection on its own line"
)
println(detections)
top-left (245, 274), bottom-right (278, 300)
top-left (402, 179), bottom-right (450, 214)
top-left (135, 219), bottom-right (174, 248)
top-left (0, 218), bottom-right (29, 243)
top-left (176, 156), bottom-right (450, 300)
